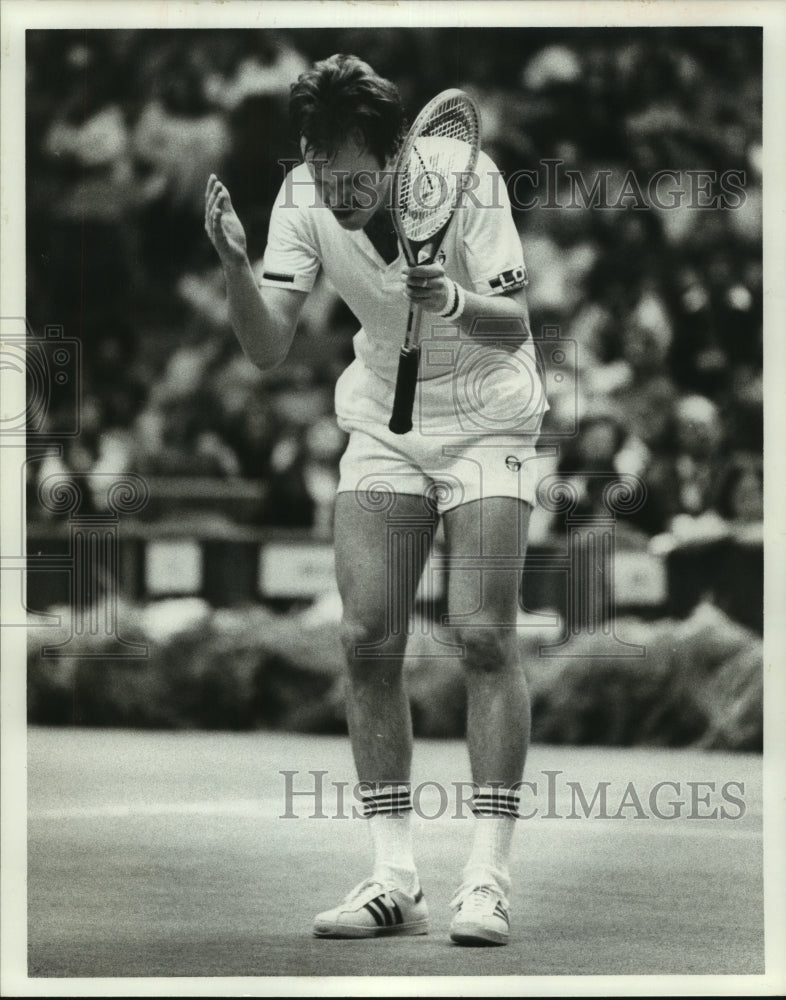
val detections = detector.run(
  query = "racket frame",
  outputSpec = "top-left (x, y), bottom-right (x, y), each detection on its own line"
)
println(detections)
top-left (387, 89), bottom-right (481, 434)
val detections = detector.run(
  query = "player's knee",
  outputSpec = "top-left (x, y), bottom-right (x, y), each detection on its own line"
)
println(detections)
top-left (455, 625), bottom-right (517, 674)
top-left (339, 615), bottom-right (407, 666)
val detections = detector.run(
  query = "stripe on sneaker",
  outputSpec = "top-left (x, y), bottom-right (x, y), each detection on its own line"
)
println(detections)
top-left (367, 897), bottom-right (393, 927)
top-left (493, 902), bottom-right (510, 925)
top-left (363, 902), bottom-right (385, 926)
top-left (390, 899), bottom-right (403, 925)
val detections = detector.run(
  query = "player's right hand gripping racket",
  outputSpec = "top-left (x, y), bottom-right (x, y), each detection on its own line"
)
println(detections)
top-left (388, 89), bottom-right (481, 434)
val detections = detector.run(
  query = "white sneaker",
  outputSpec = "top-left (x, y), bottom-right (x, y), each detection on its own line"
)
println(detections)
top-left (313, 878), bottom-right (429, 938)
top-left (449, 884), bottom-right (510, 946)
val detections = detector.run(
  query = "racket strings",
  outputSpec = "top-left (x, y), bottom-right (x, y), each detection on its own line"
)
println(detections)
top-left (396, 94), bottom-right (480, 243)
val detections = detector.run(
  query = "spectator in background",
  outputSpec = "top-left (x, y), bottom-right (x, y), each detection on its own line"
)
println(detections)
top-left (670, 394), bottom-right (726, 519)
top-left (715, 456), bottom-right (763, 525)
top-left (301, 417), bottom-right (348, 535)
top-left (555, 404), bottom-right (625, 509)
top-left (261, 427), bottom-right (315, 528)
top-left (34, 432), bottom-right (103, 519)
top-left (614, 291), bottom-right (677, 453)
top-left (258, 396), bottom-right (347, 529)
top-left (136, 393), bottom-right (241, 478)
top-left (639, 393), bottom-right (727, 540)
top-left (724, 360), bottom-right (763, 455)
top-left (32, 396), bottom-right (133, 519)
top-left (222, 392), bottom-right (277, 481)
top-left (582, 291), bottom-right (677, 457)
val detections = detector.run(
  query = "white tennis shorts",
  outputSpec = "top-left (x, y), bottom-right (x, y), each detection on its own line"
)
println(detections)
top-left (334, 353), bottom-right (548, 514)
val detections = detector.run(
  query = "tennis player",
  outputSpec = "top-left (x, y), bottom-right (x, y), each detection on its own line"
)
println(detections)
top-left (205, 54), bottom-right (547, 947)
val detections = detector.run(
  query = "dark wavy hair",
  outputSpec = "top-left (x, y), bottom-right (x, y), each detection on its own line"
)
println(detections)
top-left (289, 54), bottom-right (405, 165)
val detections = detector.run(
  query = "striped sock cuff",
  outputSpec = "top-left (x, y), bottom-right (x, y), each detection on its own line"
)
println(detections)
top-left (471, 786), bottom-right (521, 819)
top-left (360, 783), bottom-right (412, 818)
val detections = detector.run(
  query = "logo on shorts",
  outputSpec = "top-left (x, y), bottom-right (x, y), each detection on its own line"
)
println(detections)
top-left (505, 455), bottom-right (522, 472)
top-left (436, 250), bottom-right (447, 265)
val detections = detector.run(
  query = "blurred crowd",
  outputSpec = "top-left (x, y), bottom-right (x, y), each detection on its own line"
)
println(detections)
top-left (26, 28), bottom-right (762, 540)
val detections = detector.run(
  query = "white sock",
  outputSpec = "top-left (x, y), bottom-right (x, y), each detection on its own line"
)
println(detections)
top-left (361, 784), bottom-right (419, 896)
top-left (462, 786), bottom-right (521, 899)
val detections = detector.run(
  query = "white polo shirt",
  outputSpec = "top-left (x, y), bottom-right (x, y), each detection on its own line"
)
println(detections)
top-left (258, 150), bottom-right (540, 388)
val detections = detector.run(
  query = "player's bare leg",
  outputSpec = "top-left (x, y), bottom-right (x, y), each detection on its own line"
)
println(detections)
top-left (441, 496), bottom-right (532, 944)
top-left (334, 490), bottom-right (437, 785)
top-left (312, 490), bottom-right (435, 937)
top-left (443, 497), bottom-right (531, 786)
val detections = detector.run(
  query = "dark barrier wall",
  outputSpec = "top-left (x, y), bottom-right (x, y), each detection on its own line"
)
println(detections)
top-left (27, 515), bottom-right (762, 633)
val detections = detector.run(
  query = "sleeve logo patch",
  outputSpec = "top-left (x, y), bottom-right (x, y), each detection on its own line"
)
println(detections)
top-left (489, 265), bottom-right (528, 291)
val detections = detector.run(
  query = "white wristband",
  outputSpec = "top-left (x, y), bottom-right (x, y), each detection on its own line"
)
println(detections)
top-left (440, 280), bottom-right (466, 322)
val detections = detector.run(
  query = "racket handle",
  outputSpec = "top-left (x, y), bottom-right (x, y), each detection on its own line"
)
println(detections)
top-left (388, 344), bottom-right (421, 434)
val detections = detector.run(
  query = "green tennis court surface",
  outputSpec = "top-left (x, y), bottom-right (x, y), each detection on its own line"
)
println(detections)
top-left (26, 728), bottom-right (763, 979)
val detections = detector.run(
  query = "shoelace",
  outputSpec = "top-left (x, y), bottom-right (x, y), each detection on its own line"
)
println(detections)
top-left (344, 879), bottom-right (391, 906)
top-left (451, 884), bottom-right (507, 914)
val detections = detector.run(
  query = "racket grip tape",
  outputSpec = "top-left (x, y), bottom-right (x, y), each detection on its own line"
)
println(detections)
top-left (388, 345), bottom-right (421, 434)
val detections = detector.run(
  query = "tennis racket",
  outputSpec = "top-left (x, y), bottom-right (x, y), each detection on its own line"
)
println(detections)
top-left (388, 89), bottom-right (482, 435)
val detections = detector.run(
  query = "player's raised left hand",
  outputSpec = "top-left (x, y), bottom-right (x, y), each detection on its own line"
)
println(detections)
top-left (401, 263), bottom-right (452, 314)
